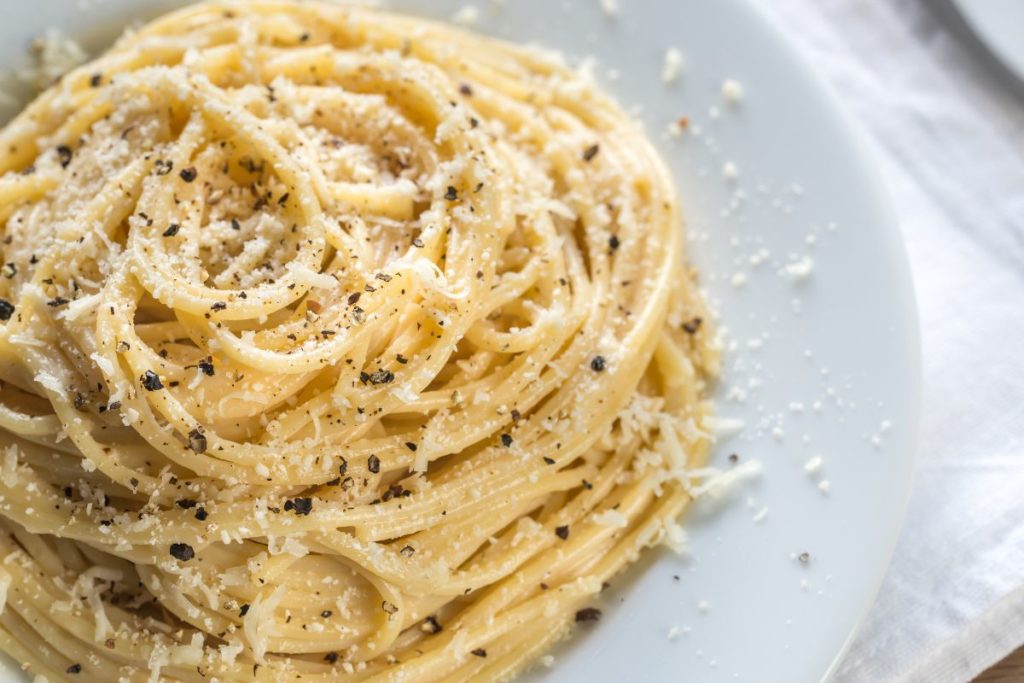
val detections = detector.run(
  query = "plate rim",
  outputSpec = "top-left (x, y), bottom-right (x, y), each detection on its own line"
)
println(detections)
top-left (739, 2), bottom-right (923, 678)
top-left (0, 1), bottom-right (924, 681)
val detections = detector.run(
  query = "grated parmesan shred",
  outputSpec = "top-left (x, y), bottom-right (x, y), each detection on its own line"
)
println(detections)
top-left (700, 415), bottom-right (745, 438)
top-left (451, 5), bottom-right (479, 26)
top-left (0, 568), bottom-right (10, 616)
top-left (243, 585), bottom-right (287, 663)
top-left (21, 28), bottom-right (87, 90)
top-left (689, 460), bottom-right (762, 500)
top-left (1, 445), bottom-right (20, 487)
top-left (592, 509), bottom-right (628, 528)
top-left (661, 48), bottom-right (684, 84)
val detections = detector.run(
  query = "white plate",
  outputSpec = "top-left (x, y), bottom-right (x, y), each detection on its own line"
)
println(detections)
top-left (0, 1), bottom-right (920, 681)
top-left (948, 0), bottom-right (1024, 87)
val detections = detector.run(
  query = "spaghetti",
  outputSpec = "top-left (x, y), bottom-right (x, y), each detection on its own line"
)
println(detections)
top-left (0, 2), bottom-right (717, 680)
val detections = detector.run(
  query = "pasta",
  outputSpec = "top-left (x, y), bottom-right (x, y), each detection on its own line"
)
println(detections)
top-left (0, 2), bottom-right (717, 681)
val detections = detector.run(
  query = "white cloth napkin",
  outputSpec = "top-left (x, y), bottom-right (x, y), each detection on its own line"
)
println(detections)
top-left (760, 1), bottom-right (1024, 681)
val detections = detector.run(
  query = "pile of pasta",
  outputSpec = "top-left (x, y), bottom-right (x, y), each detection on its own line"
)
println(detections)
top-left (0, 2), bottom-right (716, 681)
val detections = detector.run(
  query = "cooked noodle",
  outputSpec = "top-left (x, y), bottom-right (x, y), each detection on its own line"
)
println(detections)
top-left (0, 2), bottom-right (716, 680)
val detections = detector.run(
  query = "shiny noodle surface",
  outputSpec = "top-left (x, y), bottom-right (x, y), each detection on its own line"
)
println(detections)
top-left (0, 2), bottom-right (716, 681)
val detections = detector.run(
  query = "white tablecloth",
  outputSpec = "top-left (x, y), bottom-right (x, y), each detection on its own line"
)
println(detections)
top-left (762, 1), bottom-right (1024, 681)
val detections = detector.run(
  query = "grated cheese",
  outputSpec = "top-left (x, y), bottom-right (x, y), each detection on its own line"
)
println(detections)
top-left (661, 520), bottom-right (688, 554)
top-left (219, 640), bottom-right (244, 667)
top-left (451, 5), bottom-right (479, 25)
top-left (592, 509), bottom-right (628, 528)
top-left (0, 568), bottom-right (10, 615)
top-left (661, 48), bottom-right (684, 84)
top-left (721, 79), bottom-right (744, 103)
top-left (243, 586), bottom-right (287, 664)
top-left (689, 460), bottom-right (762, 500)
top-left (89, 352), bottom-right (115, 376)
top-left (781, 256), bottom-right (814, 280)
top-left (21, 28), bottom-right (86, 90)
top-left (60, 293), bottom-right (102, 322)
top-left (33, 372), bottom-right (64, 394)
top-left (700, 415), bottom-right (745, 438)
top-left (147, 643), bottom-right (169, 683)
top-left (1, 445), bottom-right (20, 487)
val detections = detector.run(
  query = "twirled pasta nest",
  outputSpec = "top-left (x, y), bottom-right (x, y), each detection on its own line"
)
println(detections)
top-left (0, 2), bottom-right (716, 681)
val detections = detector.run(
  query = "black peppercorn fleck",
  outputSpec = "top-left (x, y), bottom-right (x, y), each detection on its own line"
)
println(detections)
top-left (196, 358), bottom-right (214, 376)
top-left (169, 543), bottom-right (194, 561)
top-left (57, 145), bottom-right (73, 168)
top-left (141, 370), bottom-right (164, 391)
top-left (682, 317), bottom-right (703, 334)
top-left (284, 497), bottom-right (313, 516)
top-left (188, 428), bottom-right (207, 454)
top-left (367, 369), bottom-right (394, 385)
